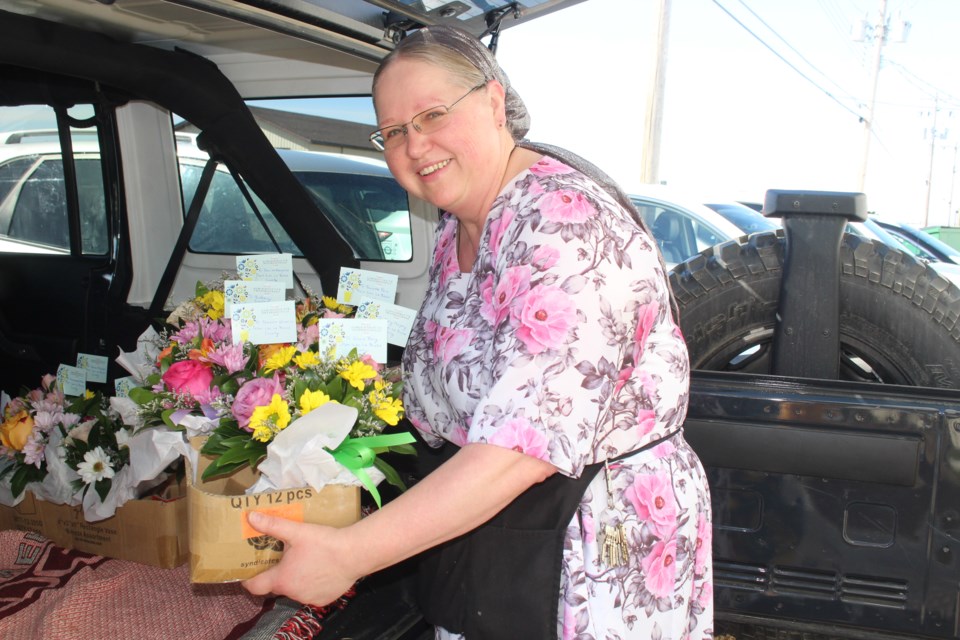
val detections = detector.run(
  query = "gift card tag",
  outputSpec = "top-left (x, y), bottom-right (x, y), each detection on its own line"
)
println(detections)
top-left (355, 299), bottom-right (417, 347)
top-left (230, 300), bottom-right (298, 345)
top-left (114, 376), bottom-right (138, 398)
top-left (236, 254), bottom-right (294, 289)
top-left (223, 279), bottom-right (287, 316)
top-left (336, 267), bottom-right (398, 306)
top-left (316, 318), bottom-right (388, 364)
top-left (57, 363), bottom-right (87, 397)
top-left (76, 352), bottom-right (109, 384)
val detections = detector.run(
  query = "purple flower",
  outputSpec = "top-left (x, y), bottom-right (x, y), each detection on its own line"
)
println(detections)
top-left (206, 342), bottom-right (248, 374)
top-left (232, 374), bottom-right (284, 430)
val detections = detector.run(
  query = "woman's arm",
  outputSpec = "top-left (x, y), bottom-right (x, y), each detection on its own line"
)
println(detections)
top-left (242, 442), bottom-right (556, 605)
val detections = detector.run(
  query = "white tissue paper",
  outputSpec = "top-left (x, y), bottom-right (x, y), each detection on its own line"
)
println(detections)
top-left (115, 325), bottom-right (163, 383)
top-left (247, 402), bottom-right (385, 494)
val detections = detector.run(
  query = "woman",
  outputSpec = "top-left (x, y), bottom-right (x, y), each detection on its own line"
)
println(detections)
top-left (244, 25), bottom-right (713, 639)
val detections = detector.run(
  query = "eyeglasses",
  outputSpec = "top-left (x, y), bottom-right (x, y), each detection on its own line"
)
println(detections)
top-left (369, 83), bottom-right (487, 151)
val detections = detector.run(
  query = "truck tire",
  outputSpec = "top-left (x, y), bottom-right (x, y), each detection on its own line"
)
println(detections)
top-left (668, 230), bottom-right (960, 388)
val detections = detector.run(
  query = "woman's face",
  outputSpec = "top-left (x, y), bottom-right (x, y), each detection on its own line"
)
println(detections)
top-left (374, 58), bottom-right (506, 220)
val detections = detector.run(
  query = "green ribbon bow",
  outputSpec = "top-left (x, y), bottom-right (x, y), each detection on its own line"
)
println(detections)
top-left (327, 433), bottom-right (416, 507)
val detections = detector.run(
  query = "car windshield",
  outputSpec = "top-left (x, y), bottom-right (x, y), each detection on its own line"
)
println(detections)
top-left (705, 203), bottom-right (781, 234)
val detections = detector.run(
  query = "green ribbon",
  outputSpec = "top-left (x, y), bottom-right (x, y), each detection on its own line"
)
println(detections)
top-left (327, 433), bottom-right (415, 508)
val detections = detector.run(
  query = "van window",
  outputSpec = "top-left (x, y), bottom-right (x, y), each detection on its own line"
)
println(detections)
top-left (174, 97), bottom-right (414, 262)
top-left (0, 105), bottom-right (108, 255)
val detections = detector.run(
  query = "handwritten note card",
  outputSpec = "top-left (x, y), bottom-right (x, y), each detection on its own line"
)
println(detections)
top-left (236, 254), bottom-right (294, 289)
top-left (224, 279), bottom-right (287, 315)
top-left (336, 267), bottom-right (398, 306)
top-left (230, 300), bottom-right (298, 346)
top-left (76, 352), bottom-right (108, 384)
top-left (316, 318), bottom-right (388, 364)
top-left (355, 300), bottom-right (418, 347)
top-left (114, 376), bottom-right (138, 398)
top-left (57, 364), bottom-right (87, 397)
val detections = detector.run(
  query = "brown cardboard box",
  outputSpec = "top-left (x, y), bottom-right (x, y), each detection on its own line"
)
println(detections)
top-left (187, 437), bottom-right (361, 583)
top-left (0, 483), bottom-right (188, 568)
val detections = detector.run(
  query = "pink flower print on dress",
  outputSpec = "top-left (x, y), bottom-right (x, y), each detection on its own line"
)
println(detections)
top-left (489, 417), bottom-right (550, 460)
top-left (531, 245), bottom-right (560, 271)
top-left (529, 156), bottom-right (574, 176)
top-left (695, 513), bottom-right (712, 577)
top-left (642, 536), bottom-right (678, 598)
top-left (488, 207), bottom-right (515, 258)
top-left (632, 302), bottom-right (659, 364)
top-left (626, 471), bottom-right (677, 536)
top-left (698, 579), bottom-right (713, 607)
top-left (482, 265), bottom-right (531, 328)
top-left (636, 408), bottom-right (657, 437)
top-left (540, 190), bottom-right (597, 224)
top-left (434, 326), bottom-right (472, 365)
top-left (514, 285), bottom-right (578, 355)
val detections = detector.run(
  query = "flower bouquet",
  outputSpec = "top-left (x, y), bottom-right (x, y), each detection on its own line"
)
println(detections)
top-left (0, 375), bottom-right (182, 522)
top-left (130, 280), bottom-right (415, 507)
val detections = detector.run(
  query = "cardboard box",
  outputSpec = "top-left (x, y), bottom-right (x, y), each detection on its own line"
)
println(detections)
top-left (187, 437), bottom-right (361, 583)
top-left (0, 483), bottom-right (188, 569)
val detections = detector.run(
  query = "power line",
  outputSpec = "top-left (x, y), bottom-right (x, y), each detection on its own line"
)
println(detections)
top-left (737, 0), bottom-right (856, 102)
top-left (711, 0), bottom-right (864, 123)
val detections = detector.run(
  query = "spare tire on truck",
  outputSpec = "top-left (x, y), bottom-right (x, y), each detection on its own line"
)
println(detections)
top-left (668, 230), bottom-right (960, 389)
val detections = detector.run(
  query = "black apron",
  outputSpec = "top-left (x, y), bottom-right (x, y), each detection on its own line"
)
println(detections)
top-left (417, 430), bottom-right (680, 639)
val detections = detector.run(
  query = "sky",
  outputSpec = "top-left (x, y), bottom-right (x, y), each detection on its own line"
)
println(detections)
top-left (493, 0), bottom-right (960, 227)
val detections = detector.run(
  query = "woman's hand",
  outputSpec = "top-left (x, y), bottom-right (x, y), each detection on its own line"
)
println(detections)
top-left (241, 512), bottom-right (359, 606)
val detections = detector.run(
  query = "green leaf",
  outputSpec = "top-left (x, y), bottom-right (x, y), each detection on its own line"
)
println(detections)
top-left (373, 458), bottom-right (408, 492)
top-left (10, 464), bottom-right (46, 499)
top-left (127, 386), bottom-right (157, 405)
top-left (94, 477), bottom-right (112, 502)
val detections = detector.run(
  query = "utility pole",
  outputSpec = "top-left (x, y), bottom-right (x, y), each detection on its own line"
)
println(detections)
top-left (640, 0), bottom-right (670, 185)
top-left (924, 96), bottom-right (940, 227)
top-left (857, 0), bottom-right (888, 193)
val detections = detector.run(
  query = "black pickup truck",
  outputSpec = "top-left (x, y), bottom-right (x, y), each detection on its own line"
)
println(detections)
top-left (3, 3), bottom-right (960, 639)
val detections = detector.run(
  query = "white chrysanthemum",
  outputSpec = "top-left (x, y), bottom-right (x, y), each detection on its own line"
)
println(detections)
top-left (76, 446), bottom-right (115, 485)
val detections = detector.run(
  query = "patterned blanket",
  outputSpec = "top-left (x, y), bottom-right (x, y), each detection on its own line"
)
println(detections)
top-left (0, 529), bottom-right (347, 640)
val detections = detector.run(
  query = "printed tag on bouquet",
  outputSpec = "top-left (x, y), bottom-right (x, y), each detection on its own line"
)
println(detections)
top-left (223, 279), bottom-right (287, 315)
top-left (236, 254), bottom-right (294, 289)
top-left (114, 376), bottom-right (138, 398)
top-left (336, 267), bottom-right (398, 306)
top-left (76, 352), bottom-right (109, 384)
top-left (316, 318), bottom-right (388, 363)
top-left (57, 363), bottom-right (87, 397)
top-left (230, 300), bottom-right (298, 345)
top-left (355, 299), bottom-right (417, 347)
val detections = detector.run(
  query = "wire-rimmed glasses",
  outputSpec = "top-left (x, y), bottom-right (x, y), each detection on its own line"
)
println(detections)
top-left (369, 82), bottom-right (486, 151)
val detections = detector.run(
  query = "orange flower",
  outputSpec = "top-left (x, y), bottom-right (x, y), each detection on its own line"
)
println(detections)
top-left (189, 336), bottom-right (216, 361)
top-left (156, 343), bottom-right (174, 366)
top-left (0, 410), bottom-right (34, 451)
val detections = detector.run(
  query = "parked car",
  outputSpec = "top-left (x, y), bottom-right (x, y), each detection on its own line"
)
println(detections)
top-left (629, 186), bottom-right (744, 266)
top-left (874, 218), bottom-right (960, 265)
top-left (705, 201), bottom-right (781, 234)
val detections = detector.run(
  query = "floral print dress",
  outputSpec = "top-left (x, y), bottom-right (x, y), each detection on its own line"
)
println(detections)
top-left (402, 156), bottom-right (714, 640)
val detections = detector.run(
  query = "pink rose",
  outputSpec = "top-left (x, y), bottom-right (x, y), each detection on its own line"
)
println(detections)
top-left (539, 190), bottom-right (597, 224)
top-left (434, 326), bottom-right (472, 365)
top-left (642, 537), bottom-right (678, 598)
top-left (695, 513), bottom-right (712, 577)
top-left (632, 303), bottom-right (659, 363)
top-left (162, 360), bottom-right (214, 399)
top-left (625, 471), bottom-right (677, 536)
top-left (529, 157), bottom-right (573, 176)
top-left (482, 266), bottom-right (530, 328)
top-left (514, 285), bottom-right (578, 355)
top-left (488, 207), bottom-right (515, 258)
top-left (232, 374), bottom-right (284, 429)
top-left (531, 245), bottom-right (560, 271)
top-left (489, 417), bottom-right (550, 460)
top-left (637, 408), bottom-right (657, 437)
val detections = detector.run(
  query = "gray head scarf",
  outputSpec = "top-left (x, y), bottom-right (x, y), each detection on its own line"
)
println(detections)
top-left (377, 25), bottom-right (678, 319)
